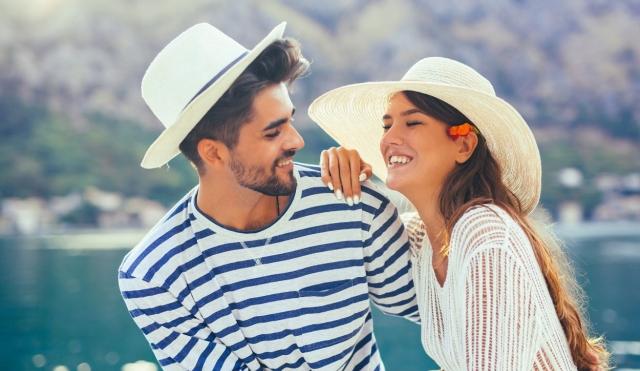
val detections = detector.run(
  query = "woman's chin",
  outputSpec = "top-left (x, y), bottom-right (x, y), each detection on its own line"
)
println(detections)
top-left (385, 174), bottom-right (409, 192)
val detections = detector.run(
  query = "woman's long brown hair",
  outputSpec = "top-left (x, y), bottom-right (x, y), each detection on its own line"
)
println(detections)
top-left (403, 91), bottom-right (610, 370)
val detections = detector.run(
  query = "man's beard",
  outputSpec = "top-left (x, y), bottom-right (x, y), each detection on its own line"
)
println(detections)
top-left (229, 150), bottom-right (297, 196)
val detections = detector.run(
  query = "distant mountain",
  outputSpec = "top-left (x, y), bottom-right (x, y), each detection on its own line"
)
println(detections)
top-left (1, 0), bottom-right (638, 137)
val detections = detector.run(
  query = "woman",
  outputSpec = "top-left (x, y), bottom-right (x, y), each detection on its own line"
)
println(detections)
top-left (308, 57), bottom-right (609, 370)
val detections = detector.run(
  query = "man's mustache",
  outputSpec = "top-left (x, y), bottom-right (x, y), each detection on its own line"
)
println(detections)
top-left (274, 150), bottom-right (297, 164)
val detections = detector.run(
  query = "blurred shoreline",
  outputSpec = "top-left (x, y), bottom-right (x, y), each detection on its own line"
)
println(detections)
top-left (554, 221), bottom-right (640, 240)
top-left (1, 221), bottom-right (638, 250)
top-left (1, 228), bottom-right (147, 250)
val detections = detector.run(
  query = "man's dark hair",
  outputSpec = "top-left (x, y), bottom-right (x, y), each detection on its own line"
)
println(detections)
top-left (179, 38), bottom-right (309, 173)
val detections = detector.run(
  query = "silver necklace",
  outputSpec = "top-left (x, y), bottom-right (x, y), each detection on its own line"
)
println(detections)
top-left (239, 196), bottom-right (280, 266)
top-left (240, 236), bottom-right (272, 266)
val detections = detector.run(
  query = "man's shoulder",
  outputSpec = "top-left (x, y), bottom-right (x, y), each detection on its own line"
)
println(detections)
top-left (294, 162), bottom-right (325, 189)
top-left (359, 181), bottom-right (392, 210)
top-left (118, 190), bottom-right (198, 280)
top-left (294, 162), bottom-right (394, 214)
top-left (295, 162), bottom-right (322, 176)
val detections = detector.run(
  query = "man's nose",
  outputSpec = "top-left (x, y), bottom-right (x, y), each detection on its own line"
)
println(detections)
top-left (285, 125), bottom-right (305, 152)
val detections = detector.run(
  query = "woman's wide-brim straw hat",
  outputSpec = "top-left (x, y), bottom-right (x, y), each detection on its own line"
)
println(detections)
top-left (140, 22), bottom-right (287, 169)
top-left (308, 57), bottom-right (541, 214)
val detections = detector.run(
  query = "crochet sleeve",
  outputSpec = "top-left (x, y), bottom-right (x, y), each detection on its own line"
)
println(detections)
top-left (400, 211), bottom-right (426, 257)
top-left (456, 207), bottom-right (544, 370)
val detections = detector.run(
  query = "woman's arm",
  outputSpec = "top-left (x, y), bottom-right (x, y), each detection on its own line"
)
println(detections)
top-left (460, 245), bottom-right (543, 370)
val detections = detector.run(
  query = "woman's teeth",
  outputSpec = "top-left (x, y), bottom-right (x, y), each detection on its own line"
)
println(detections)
top-left (388, 155), bottom-right (412, 167)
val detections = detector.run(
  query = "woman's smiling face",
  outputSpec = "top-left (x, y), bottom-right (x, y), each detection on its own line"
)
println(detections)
top-left (379, 92), bottom-right (461, 196)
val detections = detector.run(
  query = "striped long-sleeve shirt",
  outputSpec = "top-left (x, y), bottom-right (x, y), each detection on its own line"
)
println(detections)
top-left (118, 163), bottom-right (419, 370)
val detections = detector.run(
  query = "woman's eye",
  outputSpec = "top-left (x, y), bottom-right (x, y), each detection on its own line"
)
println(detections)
top-left (382, 125), bottom-right (391, 131)
top-left (407, 121), bottom-right (423, 126)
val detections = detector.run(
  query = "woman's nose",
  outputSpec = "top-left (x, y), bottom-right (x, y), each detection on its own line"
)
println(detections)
top-left (381, 124), bottom-right (404, 146)
top-left (380, 123), bottom-right (404, 156)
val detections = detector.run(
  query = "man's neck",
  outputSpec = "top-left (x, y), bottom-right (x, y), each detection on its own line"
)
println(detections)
top-left (195, 175), bottom-right (291, 232)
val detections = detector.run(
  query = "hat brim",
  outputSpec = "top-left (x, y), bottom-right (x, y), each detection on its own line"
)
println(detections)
top-left (308, 81), bottom-right (541, 214)
top-left (140, 22), bottom-right (287, 169)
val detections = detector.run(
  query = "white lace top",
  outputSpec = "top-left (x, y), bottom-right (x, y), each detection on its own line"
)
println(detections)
top-left (403, 205), bottom-right (577, 370)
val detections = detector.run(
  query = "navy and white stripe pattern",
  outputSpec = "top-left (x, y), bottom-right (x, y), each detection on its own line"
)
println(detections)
top-left (119, 163), bottom-right (418, 370)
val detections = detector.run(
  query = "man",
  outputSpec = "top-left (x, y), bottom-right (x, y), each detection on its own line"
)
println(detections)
top-left (118, 22), bottom-right (418, 370)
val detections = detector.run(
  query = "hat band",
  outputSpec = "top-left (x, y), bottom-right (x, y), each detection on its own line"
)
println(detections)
top-left (183, 50), bottom-right (249, 110)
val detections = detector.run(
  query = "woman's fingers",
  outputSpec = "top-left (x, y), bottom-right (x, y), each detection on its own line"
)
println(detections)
top-left (349, 151), bottom-right (363, 204)
top-left (337, 147), bottom-right (355, 205)
top-left (320, 147), bottom-right (370, 205)
top-left (360, 161), bottom-right (373, 182)
top-left (326, 147), bottom-right (343, 199)
top-left (320, 150), bottom-right (334, 191)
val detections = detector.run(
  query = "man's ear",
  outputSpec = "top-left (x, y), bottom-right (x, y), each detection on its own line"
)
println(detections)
top-left (455, 132), bottom-right (478, 164)
top-left (197, 138), bottom-right (229, 168)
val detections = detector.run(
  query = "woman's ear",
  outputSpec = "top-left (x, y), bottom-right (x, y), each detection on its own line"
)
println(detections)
top-left (455, 131), bottom-right (478, 164)
top-left (197, 138), bottom-right (229, 169)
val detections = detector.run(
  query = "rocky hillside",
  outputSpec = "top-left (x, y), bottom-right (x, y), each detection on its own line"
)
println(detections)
top-left (2, 0), bottom-right (639, 134)
top-left (1, 0), bottom-right (638, 208)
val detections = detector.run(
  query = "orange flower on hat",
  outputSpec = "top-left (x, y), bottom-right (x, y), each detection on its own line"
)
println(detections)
top-left (448, 123), bottom-right (476, 140)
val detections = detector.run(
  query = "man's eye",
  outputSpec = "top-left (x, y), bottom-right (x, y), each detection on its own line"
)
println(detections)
top-left (265, 131), bottom-right (280, 138)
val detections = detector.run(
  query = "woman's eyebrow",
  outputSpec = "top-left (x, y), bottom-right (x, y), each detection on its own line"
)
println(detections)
top-left (400, 108), bottom-right (422, 116)
top-left (382, 108), bottom-right (423, 120)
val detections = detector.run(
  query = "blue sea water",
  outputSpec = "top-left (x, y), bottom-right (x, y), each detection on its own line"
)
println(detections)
top-left (0, 231), bottom-right (638, 370)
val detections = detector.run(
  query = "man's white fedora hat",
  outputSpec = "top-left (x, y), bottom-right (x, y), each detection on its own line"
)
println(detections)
top-left (308, 57), bottom-right (541, 214)
top-left (140, 22), bottom-right (287, 169)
